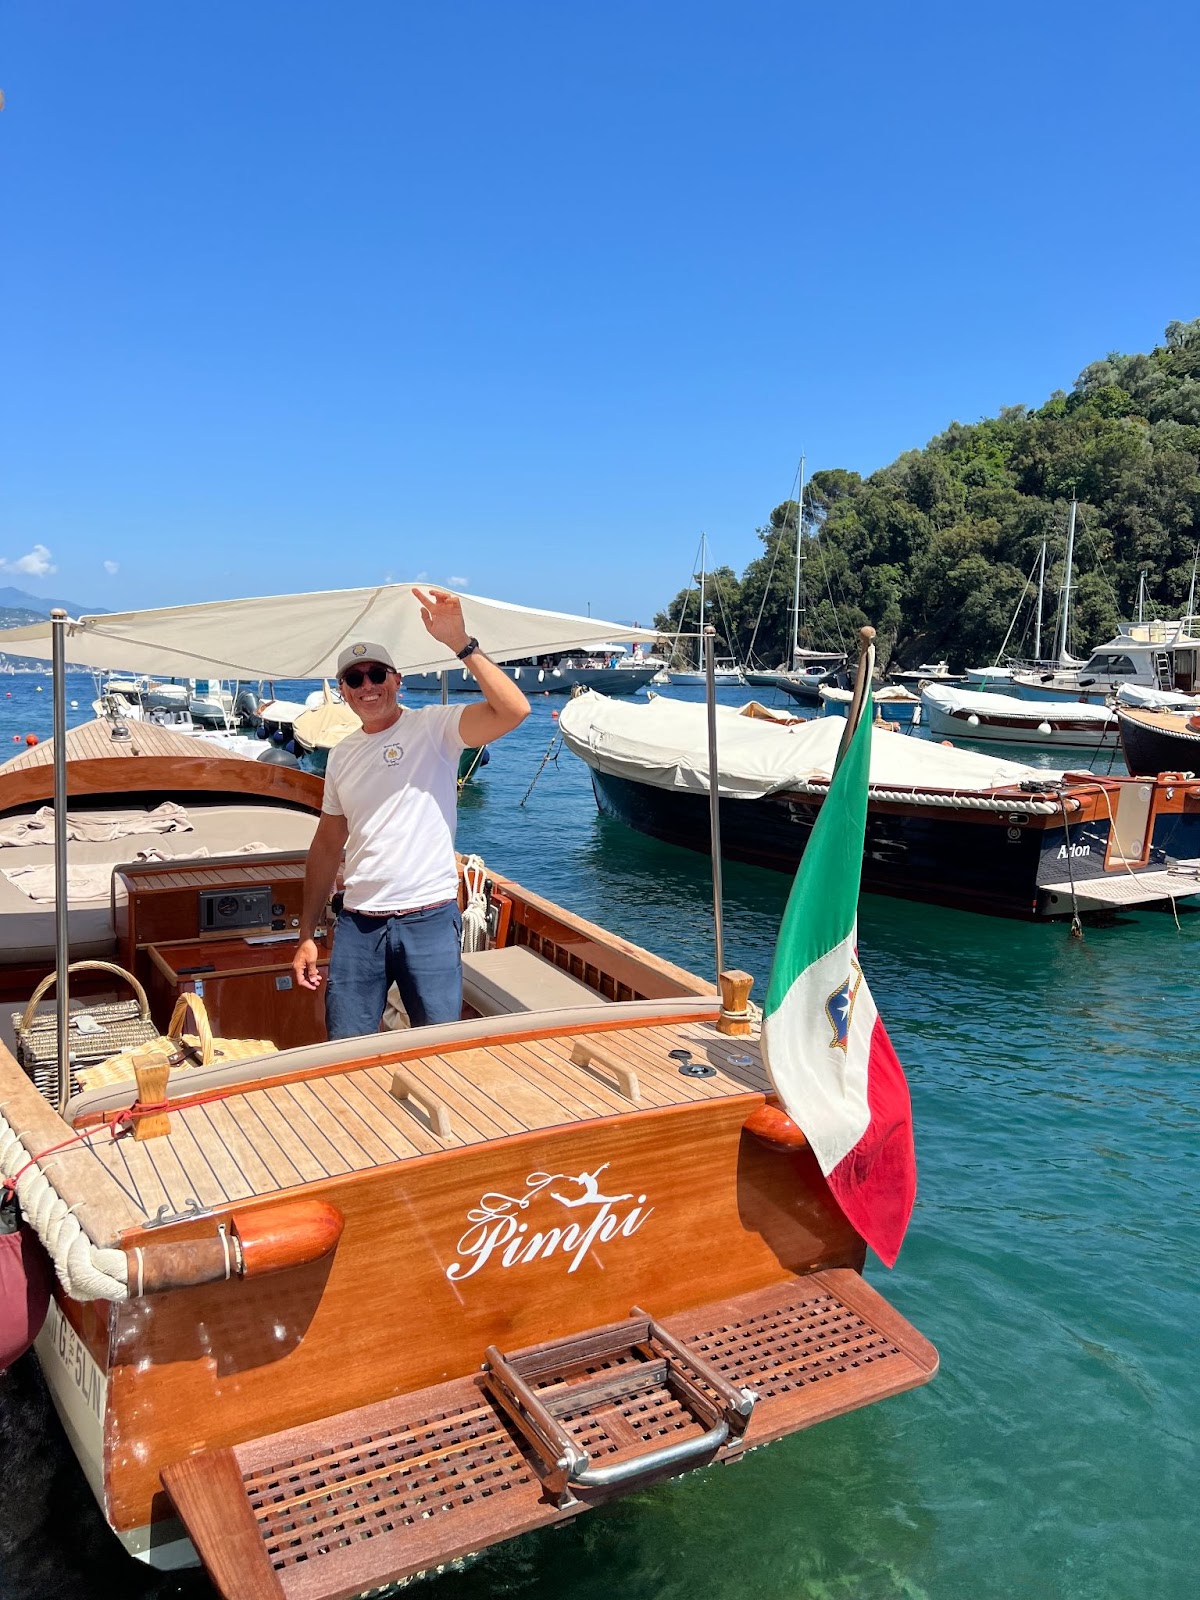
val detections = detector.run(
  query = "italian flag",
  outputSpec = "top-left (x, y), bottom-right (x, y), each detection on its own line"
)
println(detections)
top-left (761, 686), bottom-right (916, 1267)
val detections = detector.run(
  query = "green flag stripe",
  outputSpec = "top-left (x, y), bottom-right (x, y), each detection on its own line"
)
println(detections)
top-left (764, 687), bottom-right (872, 1017)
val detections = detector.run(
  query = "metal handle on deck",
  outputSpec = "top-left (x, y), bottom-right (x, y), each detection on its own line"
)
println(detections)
top-left (570, 1419), bottom-right (730, 1487)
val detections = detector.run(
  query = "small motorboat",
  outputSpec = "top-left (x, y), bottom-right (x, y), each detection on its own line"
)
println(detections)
top-left (921, 684), bottom-right (1119, 749)
top-left (820, 684), bottom-right (921, 724)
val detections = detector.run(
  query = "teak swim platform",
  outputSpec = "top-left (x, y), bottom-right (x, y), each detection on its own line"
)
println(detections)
top-left (0, 723), bottom-right (937, 1597)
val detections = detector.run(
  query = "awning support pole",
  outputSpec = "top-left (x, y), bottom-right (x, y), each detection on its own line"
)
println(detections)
top-left (703, 623), bottom-right (725, 980)
top-left (51, 609), bottom-right (71, 1115)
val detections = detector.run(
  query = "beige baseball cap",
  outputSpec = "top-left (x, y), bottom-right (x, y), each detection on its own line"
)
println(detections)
top-left (336, 640), bottom-right (397, 677)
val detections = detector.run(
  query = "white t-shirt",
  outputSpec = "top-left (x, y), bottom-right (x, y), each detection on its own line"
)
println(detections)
top-left (322, 705), bottom-right (467, 912)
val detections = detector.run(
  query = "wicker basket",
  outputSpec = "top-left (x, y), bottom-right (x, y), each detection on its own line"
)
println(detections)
top-left (75, 991), bottom-right (276, 1093)
top-left (12, 961), bottom-right (160, 1101)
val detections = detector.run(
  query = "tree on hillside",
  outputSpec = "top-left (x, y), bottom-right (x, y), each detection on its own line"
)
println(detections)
top-left (651, 320), bottom-right (1200, 669)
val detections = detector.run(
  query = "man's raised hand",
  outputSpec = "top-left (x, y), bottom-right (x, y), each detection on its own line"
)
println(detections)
top-left (413, 587), bottom-right (469, 653)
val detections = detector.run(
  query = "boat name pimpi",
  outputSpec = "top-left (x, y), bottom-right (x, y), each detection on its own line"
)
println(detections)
top-left (446, 1163), bottom-right (653, 1281)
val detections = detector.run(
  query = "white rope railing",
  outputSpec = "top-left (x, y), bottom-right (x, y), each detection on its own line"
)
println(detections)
top-left (0, 1106), bottom-right (129, 1302)
top-left (780, 781), bottom-right (1074, 815)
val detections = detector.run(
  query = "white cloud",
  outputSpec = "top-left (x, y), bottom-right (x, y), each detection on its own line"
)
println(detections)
top-left (103, 559), bottom-right (120, 576)
top-left (414, 570), bottom-right (429, 582)
top-left (448, 575), bottom-right (469, 589)
top-left (0, 544), bottom-right (56, 577)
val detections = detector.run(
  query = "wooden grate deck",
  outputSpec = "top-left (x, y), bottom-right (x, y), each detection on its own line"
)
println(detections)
top-left (162, 1271), bottom-right (937, 1600)
top-left (80, 1018), bottom-right (773, 1224)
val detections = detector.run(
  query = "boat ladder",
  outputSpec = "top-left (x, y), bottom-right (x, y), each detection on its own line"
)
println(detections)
top-left (161, 1270), bottom-right (936, 1599)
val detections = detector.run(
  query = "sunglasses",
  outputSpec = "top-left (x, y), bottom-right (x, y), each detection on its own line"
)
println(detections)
top-left (342, 665), bottom-right (392, 689)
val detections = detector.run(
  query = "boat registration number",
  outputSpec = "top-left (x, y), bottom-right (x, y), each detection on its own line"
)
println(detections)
top-left (40, 1300), bottom-right (107, 1431)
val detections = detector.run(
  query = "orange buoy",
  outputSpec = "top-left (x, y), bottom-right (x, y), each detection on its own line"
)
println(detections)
top-left (552, 710), bottom-right (559, 720)
top-left (25, 735), bottom-right (37, 746)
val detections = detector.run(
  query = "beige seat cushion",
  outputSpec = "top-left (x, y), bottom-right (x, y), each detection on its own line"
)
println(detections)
top-left (461, 946), bottom-right (602, 1016)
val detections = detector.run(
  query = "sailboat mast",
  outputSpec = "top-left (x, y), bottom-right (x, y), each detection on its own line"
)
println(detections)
top-left (790, 454), bottom-right (806, 669)
top-left (1033, 539), bottom-right (1046, 662)
top-left (698, 534), bottom-right (707, 669)
top-left (1054, 496), bottom-right (1078, 666)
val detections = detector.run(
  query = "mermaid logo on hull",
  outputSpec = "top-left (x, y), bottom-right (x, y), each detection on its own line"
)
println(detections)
top-left (446, 1164), bottom-right (653, 1281)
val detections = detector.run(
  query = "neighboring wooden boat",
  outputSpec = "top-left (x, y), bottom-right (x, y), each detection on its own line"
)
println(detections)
top-left (921, 685), bottom-right (1119, 750)
top-left (1117, 702), bottom-right (1200, 776)
top-left (0, 723), bottom-right (938, 1594)
top-left (558, 691), bottom-right (1200, 919)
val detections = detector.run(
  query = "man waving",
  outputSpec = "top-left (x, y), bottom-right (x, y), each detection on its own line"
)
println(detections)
top-left (292, 588), bottom-right (529, 1038)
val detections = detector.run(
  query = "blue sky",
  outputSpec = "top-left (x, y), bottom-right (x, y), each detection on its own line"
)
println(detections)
top-left (2, 1), bottom-right (1198, 623)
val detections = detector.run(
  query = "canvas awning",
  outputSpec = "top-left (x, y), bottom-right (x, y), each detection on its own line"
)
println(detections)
top-left (0, 587), bottom-right (659, 679)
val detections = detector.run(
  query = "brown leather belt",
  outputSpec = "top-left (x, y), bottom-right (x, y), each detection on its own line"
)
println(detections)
top-left (345, 898), bottom-right (456, 919)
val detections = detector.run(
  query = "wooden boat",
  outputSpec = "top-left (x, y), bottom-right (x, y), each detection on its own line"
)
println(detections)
top-left (1117, 702), bottom-right (1200, 776)
top-left (558, 691), bottom-right (1200, 919)
top-left (921, 684), bottom-right (1119, 750)
top-left (0, 719), bottom-right (938, 1595)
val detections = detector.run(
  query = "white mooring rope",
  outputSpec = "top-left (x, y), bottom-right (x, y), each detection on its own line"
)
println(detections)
top-left (460, 854), bottom-right (490, 954)
top-left (0, 1108), bottom-right (129, 1301)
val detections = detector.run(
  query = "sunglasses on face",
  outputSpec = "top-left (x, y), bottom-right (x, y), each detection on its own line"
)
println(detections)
top-left (342, 665), bottom-right (391, 689)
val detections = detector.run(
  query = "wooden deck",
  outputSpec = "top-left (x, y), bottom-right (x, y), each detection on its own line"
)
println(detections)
top-left (82, 1017), bottom-right (772, 1224)
top-left (0, 717), bottom-right (227, 769)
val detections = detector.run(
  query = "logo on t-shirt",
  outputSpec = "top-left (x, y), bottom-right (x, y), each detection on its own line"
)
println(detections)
top-left (383, 744), bottom-right (405, 766)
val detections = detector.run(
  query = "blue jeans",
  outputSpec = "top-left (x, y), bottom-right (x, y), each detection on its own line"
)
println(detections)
top-left (325, 902), bottom-right (463, 1040)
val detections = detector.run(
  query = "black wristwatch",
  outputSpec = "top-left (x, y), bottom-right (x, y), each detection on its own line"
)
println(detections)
top-left (456, 637), bottom-right (480, 660)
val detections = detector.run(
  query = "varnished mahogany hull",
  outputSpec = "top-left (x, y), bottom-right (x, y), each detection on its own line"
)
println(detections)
top-left (43, 1094), bottom-right (862, 1545)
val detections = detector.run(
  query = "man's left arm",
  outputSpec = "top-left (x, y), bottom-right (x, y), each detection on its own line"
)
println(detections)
top-left (413, 587), bottom-right (530, 745)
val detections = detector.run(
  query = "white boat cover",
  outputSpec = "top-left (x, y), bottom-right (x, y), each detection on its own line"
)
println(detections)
top-left (0, 588), bottom-right (658, 680)
top-left (922, 684), bottom-right (1116, 724)
top-left (557, 691), bottom-right (1048, 799)
top-left (1115, 683), bottom-right (1198, 711)
top-left (820, 684), bottom-right (918, 706)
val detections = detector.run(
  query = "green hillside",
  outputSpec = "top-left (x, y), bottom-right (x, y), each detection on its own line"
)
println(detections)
top-left (656, 318), bottom-right (1200, 671)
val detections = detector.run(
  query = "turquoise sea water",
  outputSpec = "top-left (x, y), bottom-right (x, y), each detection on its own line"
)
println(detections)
top-left (1, 675), bottom-right (1196, 1599)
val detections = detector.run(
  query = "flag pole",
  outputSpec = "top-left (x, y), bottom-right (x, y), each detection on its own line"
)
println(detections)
top-left (836, 626), bottom-right (877, 762)
top-left (703, 622), bottom-right (725, 980)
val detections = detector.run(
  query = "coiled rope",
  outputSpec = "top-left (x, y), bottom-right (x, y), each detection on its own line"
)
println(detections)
top-left (460, 854), bottom-right (490, 953)
top-left (0, 1104), bottom-right (129, 1301)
